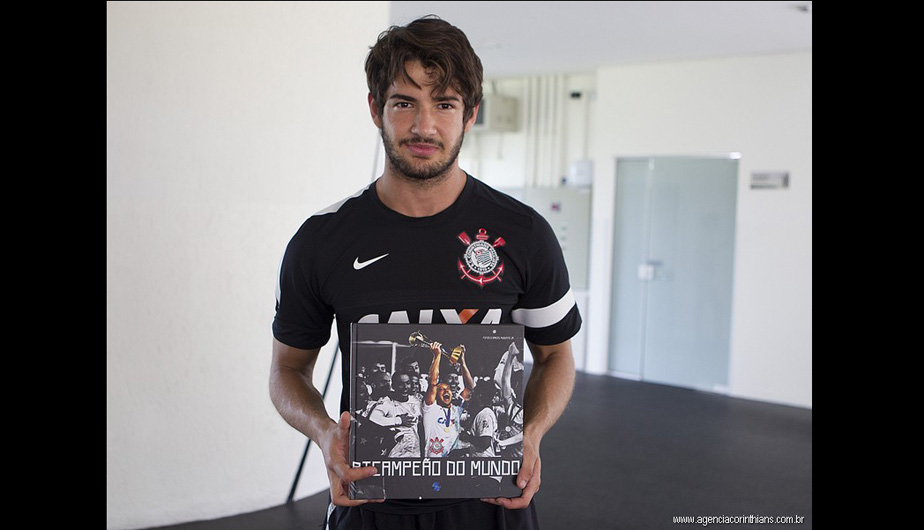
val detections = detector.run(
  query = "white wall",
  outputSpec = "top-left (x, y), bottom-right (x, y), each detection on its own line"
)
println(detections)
top-left (106, 2), bottom-right (389, 529)
top-left (462, 74), bottom-right (597, 189)
top-left (462, 54), bottom-right (811, 409)
top-left (584, 52), bottom-right (812, 408)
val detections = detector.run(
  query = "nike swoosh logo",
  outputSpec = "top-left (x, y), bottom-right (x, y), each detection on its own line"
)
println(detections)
top-left (353, 253), bottom-right (389, 270)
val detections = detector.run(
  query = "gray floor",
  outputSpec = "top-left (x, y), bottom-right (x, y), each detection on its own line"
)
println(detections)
top-left (145, 372), bottom-right (812, 529)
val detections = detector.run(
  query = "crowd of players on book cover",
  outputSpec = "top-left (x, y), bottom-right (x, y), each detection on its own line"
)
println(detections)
top-left (350, 326), bottom-right (525, 498)
top-left (354, 332), bottom-right (524, 459)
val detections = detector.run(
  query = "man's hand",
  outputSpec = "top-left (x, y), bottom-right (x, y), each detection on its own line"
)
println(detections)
top-left (270, 340), bottom-right (386, 505)
top-left (397, 413), bottom-right (417, 428)
top-left (480, 436), bottom-right (541, 509)
top-left (480, 339), bottom-right (574, 510)
top-left (321, 411), bottom-right (383, 506)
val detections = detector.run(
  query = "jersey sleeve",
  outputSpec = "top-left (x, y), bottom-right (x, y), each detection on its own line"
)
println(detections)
top-left (511, 212), bottom-right (582, 345)
top-left (272, 224), bottom-right (334, 350)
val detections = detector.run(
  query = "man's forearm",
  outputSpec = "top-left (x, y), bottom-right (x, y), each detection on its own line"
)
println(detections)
top-left (460, 359), bottom-right (475, 390)
top-left (269, 358), bottom-right (337, 447)
top-left (499, 343), bottom-right (517, 400)
top-left (428, 343), bottom-right (442, 385)
top-left (429, 357), bottom-right (439, 385)
top-left (522, 341), bottom-right (575, 444)
top-left (270, 340), bottom-right (379, 507)
top-left (425, 345), bottom-right (440, 405)
top-left (368, 406), bottom-right (401, 427)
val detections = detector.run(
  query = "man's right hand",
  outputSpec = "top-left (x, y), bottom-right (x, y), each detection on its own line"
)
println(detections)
top-left (397, 413), bottom-right (416, 428)
top-left (321, 411), bottom-right (383, 506)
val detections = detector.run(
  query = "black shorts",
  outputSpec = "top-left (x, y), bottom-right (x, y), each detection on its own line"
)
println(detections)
top-left (326, 500), bottom-right (540, 530)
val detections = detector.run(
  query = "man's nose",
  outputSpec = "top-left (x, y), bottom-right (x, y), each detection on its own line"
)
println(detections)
top-left (411, 107), bottom-right (437, 137)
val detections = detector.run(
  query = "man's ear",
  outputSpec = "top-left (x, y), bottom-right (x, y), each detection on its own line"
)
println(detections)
top-left (463, 103), bottom-right (480, 133)
top-left (368, 93), bottom-right (383, 129)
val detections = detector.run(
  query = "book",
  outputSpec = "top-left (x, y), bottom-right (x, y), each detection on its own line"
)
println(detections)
top-left (349, 322), bottom-right (526, 500)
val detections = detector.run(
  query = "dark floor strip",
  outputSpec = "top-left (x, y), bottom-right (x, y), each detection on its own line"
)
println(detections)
top-left (142, 371), bottom-right (812, 529)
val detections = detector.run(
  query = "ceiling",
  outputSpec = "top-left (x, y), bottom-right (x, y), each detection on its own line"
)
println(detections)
top-left (389, 1), bottom-right (812, 78)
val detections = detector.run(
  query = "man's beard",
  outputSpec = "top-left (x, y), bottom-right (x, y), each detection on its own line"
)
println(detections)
top-left (381, 128), bottom-right (464, 182)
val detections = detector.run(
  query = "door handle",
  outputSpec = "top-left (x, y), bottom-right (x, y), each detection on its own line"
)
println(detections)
top-left (637, 261), bottom-right (661, 281)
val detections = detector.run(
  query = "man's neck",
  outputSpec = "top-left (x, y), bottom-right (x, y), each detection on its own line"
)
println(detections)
top-left (375, 166), bottom-right (467, 218)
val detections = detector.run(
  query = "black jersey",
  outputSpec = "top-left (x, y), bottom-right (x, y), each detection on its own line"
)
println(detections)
top-left (273, 173), bottom-right (581, 415)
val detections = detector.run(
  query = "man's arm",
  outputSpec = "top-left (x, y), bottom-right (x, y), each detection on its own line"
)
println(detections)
top-left (269, 338), bottom-right (380, 505)
top-left (481, 339), bottom-right (575, 509)
top-left (458, 348), bottom-right (474, 401)
top-left (367, 400), bottom-right (399, 427)
top-left (424, 341), bottom-right (441, 406)
top-left (495, 342), bottom-right (519, 402)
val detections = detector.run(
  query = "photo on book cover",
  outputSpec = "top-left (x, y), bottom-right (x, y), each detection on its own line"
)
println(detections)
top-left (349, 322), bottom-right (525, 500)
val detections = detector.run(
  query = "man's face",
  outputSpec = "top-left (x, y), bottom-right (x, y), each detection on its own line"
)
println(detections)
top-left (448, 373), bottom-right (463, 399)
top-left (371, 372), bottom-right (391, 397)
top-left (393, 374), bottom-right (412, 400)
top-left (370, 60), bottom-right (478, 182)
top-left (436, 382), bottom-right (453, 408)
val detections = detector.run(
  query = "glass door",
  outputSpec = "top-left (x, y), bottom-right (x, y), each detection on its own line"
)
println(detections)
top-left (608, 156), bottom-right (738, 392)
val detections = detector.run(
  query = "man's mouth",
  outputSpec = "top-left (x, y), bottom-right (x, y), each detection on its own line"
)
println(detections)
top-left (402, 139), bottom-right (442, 157)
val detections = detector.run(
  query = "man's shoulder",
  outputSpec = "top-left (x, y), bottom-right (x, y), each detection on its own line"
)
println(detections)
top-left (469, 177), bottom-right (535, 216)
top-left (311, 184), bottom-right (372, 217)
top-left (287, 184), bottom-right (373, 244)
top-left (369, 396), bottom-right (389, 407)
top-left (466, 175), bottom-right (548, 235)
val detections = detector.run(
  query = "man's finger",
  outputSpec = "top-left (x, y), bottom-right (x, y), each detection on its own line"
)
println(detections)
top-left (338, 411), bottom-right (352, 432)
top-left (330, 482), bottom-right (384, 506)
top-left (329, 463), bottom-right (384, 506)
top-left (499, 468), bottom-right (540, 509)
top-left (491, 495), bottom-right (531, 510)
top-left (333, 462), bottom-right (378, 482)
top-left (516, 452), bottom-right (539, 490)
top-left (326, 411), bottom-right (384, 505)
top-left (482, 450), bottom-right (541, 509)
top-left (480, 489), bottom-right (534, 510)
top-left (331, 476), bottom-right (385, 506)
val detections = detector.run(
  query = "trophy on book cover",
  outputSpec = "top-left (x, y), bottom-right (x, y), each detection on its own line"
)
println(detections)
top-left (408, 330), bottom-right (465, 365)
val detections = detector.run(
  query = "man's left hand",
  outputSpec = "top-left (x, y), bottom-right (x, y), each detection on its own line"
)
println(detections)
top-left (480, 436), bottom-right (540, 509)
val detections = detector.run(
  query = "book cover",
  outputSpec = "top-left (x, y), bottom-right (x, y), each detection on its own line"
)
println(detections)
top-left (349, 322), bottom-right (526, 500)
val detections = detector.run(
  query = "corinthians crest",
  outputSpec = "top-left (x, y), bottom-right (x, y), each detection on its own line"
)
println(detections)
top-left (457, 228), bottom-right (505, 286)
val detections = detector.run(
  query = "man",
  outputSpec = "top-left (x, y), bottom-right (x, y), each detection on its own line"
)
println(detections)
top-left (368, 370), bottom-right (391, 401)
top-left (465, 371), bottom-right (500, 458)
top-left (270, 15), bottom-right (579, 529)
top-left (447, 371), bottom-right (465, 406)
top-left (404, 359), bottom-right (426, 398)
top-left (422, 341), bottom-right (473, 458)
top-left (367, 370), bottom-right (422, 457)
top-left (495, 342), bottom-right (525, 459)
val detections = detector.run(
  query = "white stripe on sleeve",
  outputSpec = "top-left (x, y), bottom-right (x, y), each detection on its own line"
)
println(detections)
top-left (275, 251), bottom-right (284, 304)
top-left (510, 288), bottom-right (575, 329)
